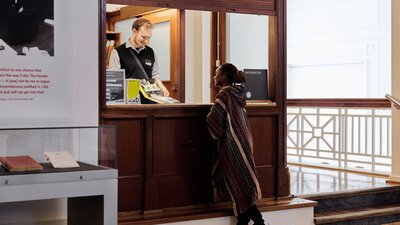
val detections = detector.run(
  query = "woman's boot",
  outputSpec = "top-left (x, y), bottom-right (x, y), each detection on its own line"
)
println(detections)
top-left (249, 205), bottom-right (265, 225)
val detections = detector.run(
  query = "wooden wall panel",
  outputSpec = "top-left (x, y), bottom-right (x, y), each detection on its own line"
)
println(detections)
top-left (250, 116), bottom-right (276, 167)
top-left (101, 105), bottom-right (280, 212)
top-left (276, 0), bottom-right (290, 198)
top-left (249, 115), bottom-right (277, 198)
top-left (107, 0), bottom-right (275, 16)
top-left (108, 119), bottom-right (145, 176)
top-left (257, 167), bottom-right (276, 198)
top-left (152, 116), bottom-right (212, 175)
top-left (103, 119), bottom-right (146, 212)
top-left (147, 115), bottom-right (214, 209)
top-left (119, 177), bottom-right (144, 211)
top-left (156, 175), bottom-right (213, 208)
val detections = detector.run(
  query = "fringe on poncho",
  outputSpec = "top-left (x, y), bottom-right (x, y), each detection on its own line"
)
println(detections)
top-left (206, 85), bottom-right (262, 215)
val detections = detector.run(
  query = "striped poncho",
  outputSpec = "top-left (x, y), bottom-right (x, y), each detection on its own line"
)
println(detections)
top-left (206, 85), bottom-right (262, 215)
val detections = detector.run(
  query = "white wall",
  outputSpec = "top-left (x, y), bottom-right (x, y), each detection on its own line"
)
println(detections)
top-left (389, 0), bottom-right (400, 182)
top-left (0, 0), bottom-right (99, 162)
top-left (185, 10), bottom-right (211, 103)
top-left (71, 0), bottom-right (99, 126)
top-left (0, 0), bottom-right (100, 223)
top-left (0, 0), bottom-right (98, 128)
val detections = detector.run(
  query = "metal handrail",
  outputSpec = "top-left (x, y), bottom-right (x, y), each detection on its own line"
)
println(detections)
top-left (287, 99), bottom-right (390, 108)
top-left (385, 94), bottom-right (400, 109)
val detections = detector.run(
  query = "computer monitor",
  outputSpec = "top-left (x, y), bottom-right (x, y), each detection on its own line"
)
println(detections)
top-left (243, 69), bottom-right (268, 100)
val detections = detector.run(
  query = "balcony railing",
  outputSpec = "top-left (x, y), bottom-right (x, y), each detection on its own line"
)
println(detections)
top-left (287, 99), bottom-right (392, 174)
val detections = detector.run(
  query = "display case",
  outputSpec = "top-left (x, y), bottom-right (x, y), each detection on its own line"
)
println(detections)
top-left (0, 125), bottom-right (118, 225)
top-left (0, 125), bottom-right (117, 168)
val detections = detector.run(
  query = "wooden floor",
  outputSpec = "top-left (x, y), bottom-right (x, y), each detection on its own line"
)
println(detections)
top-left (289, 164), bottom-right (392, 196)
top-left (118, 197), bottom-right (316, 225)
top-left (118, 164), bottom-right (396, 224)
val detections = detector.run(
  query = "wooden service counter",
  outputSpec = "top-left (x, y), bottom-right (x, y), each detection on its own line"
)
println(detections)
top-left (101, 103), bottom-right (290, 214)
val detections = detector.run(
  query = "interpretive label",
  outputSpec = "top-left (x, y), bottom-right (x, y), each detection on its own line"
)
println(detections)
top-left (0, 67), bottom-right (50, 101)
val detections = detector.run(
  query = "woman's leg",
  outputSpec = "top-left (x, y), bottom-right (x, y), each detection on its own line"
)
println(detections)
top-left (248, 205), bottom-right (265, 225)
top-left (236, 208), bottom-right (251, 225)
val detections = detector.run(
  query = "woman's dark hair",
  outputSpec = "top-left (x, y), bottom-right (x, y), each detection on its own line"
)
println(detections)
top-left (219, 63), bottom-right (245, 84)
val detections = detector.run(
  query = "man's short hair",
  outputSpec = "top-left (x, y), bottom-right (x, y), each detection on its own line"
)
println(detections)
top-left (132, 18), bottom-right (153, 31)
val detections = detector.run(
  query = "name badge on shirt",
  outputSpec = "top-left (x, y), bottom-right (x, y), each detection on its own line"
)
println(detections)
top-left (145, 59), bottom-right (152, 66)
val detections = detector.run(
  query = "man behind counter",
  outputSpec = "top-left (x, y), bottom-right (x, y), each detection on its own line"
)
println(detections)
top-left (108, 18), bottom-right (170, 97)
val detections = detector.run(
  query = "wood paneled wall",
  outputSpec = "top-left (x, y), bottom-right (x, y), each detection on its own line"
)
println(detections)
top-left (101, 104), bottom-right (282, 212)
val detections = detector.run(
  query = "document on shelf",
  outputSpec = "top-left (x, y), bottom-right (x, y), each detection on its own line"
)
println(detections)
top-left (44, 151), bottom-right (80, 168)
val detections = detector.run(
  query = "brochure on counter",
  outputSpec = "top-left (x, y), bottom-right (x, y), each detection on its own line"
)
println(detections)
top-left (139, 79), bottom-right (180, 104)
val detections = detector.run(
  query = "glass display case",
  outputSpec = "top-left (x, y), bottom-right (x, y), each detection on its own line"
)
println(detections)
top-left (0, 125), bottom-right (118, 225)
top-left (0, 125), bottom-right (117, 171)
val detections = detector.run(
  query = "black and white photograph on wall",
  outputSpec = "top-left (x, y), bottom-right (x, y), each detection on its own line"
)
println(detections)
top-left (0, 0), bottom-right (54, 57)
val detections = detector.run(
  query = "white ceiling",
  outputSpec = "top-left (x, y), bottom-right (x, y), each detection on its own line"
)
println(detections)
top-left (106, 4), bottom-right (127, 12)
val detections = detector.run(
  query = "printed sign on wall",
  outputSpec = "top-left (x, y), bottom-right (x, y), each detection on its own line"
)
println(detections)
top-left (0, 0), bottom-right (99, 127)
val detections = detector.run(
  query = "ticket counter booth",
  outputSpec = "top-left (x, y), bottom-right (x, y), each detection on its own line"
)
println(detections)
top-left (100, 0), bottom-right (292, 223)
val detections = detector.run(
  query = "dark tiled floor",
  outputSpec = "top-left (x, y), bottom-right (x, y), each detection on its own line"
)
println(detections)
top-left (289, 164), bottom-right (392, 196)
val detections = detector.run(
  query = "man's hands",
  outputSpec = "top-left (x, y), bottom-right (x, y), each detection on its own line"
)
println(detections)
top-left (160, 86), bottom-right (170, 97)
top-left (155, 78), bottom-right (170, 96)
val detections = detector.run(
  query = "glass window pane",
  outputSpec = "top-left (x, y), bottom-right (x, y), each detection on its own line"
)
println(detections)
top-left (114, 18), bottom-right (133, 43)
top-left (288, 62), bottom-right (367, 98)
top-left (227, 13), bottom-right (269, 70)
top-left (287, 0), bottom-right (391, 98)
top-left (150, 21), bottom-right (171, 81)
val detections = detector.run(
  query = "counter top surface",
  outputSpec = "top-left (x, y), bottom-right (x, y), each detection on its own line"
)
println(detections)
top-left (105, 101), bottom-right (276, 109)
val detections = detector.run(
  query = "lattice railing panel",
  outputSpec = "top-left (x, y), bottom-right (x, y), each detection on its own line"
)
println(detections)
top-left (287, 107), bottom-right (392, 174)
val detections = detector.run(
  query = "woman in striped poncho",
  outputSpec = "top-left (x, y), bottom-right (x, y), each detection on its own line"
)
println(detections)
top-left (207, 63), bottom-right (265, 225)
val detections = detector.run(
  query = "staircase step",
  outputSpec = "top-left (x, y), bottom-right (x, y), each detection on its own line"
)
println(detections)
top-left (314, 203), bottom-right (400, 225)
top-left (299, 185), bottom-right (400, 212)
top-left (119, 198), bottom-right (316, 225)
